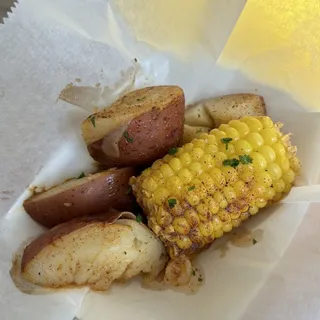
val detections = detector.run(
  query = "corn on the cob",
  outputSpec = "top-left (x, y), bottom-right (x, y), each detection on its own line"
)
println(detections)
top-left (130, 116), bottom-right (300, 259)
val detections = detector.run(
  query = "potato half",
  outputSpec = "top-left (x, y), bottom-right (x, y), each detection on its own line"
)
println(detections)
top-left (12, 215), bottom-right (167, 292)
top-left (24, 168), bottom-right (135, 228)
top-left (82, 86), bottom-right (185, 168)
top-left (185, 93), bottom-right (266, 129)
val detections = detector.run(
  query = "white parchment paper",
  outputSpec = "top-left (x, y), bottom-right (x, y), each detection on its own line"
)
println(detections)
top-left (0, 1), bottom-right (319, 320)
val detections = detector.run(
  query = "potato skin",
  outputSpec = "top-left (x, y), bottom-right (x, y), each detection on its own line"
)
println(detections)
top-left (23, 168), bottom-right (135, 228)
top-left (87, 86), bottom-right (185, 167)
top-left (21, 214), bottom-right (122, 272)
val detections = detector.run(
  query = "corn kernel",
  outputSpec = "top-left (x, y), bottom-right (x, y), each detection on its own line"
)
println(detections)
top-left (185, 193), bottom-right (200, 206)
top-left (152, 159), bottom-right (163, 170)
top-left (151, 170), bottom-right (163, 182)
top-left (283, 183), bottom-right (292, 193)
top-left (232, 218), bottom-right (242, 227)
top-left (141, 168), bottom-right (151, 177)
top-left (198, 133), bottom-right (210, 141)
top-left (246, 132), bottom-right (264, 150)
top-left (156, 208), bottom-right (172, 227)
top-left (205, 144), bottom-right (219, 157)
top-left (193, 139), bottom-right (206, 149)
top-left (154, 188), bottom-right (169, 205)
top-left (207, 135), bottom-right (217, 145)
top-left (199, 222), bottom-right (214, 237)
top-left (211, 129), bottom-right (226, 140)
top-left (241, 166), bottom-right (254, 183)
top-left (241, 211), bottom-right (250, 221)
top-left (221, 166), bottom-right (238, 184)
top-left (235, 139), bottom-right (253, 154)
top-left (160, 164), bottom-right (174, 178)
top-left (251, 185), bottom-right (266, 197)
top-left (260, 129), bottom-right (278, 145)
top-left (276, 156), bottom-right (290, 172)
top-left (165, 176), bottom-right (183, 193)
top-left (162, 154), bottom-right (172, 163)
top-left (218, 210), bottom-right (231, 222)
top-left (241, 117), bottom-right (263, 132)
top-left (265, 187), bottom-right (276, 199)
top-left (214, 229), bottom-right (224, 238)
top-left (196, 203), bottom-right (208, 216)
top-left (283, 169), bottom-right (295, 184)
top-left (223, 186), bottom-right (236, 202)
top-left (209, 168), bottom-right (226, 188)
top-left (225, 144), bottom-right (236, 156)
top-left (173, 217), bottom-right (190, 235)
top-left (266, 163), bottom-right (282, 180)
top-left (233, 180), bottom-right (247, 196)
top-left (190, 147), bottom-right (205, 161)
top-left (189, 162), bottom-right (203, 176)
top-left (249, 205), bottom-right (259, 215)
top-left (213, 152), bottom-right (228, 166)
top-left (168, 158), bottom-right (182, 173)
top-left (178, 168), bottom-right (193, 184)
top-left (189, 227), bottom-right (203, 243)
top-left (211, 216), bottom-right (222, 231)
top-left (203, 198), bottom-right (219, 214)
top-left (176, 236), bottom-right (192, 250)
top-left (199, 173), bottom-right (215, 193)
top-left (185, 209), bottom-right (200, 227)
top-left (229, 120), bottom-right (250, 137)
top-left (273, 179), bottom-right (285, 193)
top-left (256, 198), bottom-right (267, 208)
top-left (259, 116), bottom-right (274, 129)
top-left (222, 222), bottom-right (233, 232)
top-left (290, 157), bottom-right (301, 173)
top-left (258, 145), bottom-right (276, 163)
top-left (219, 124), bottom-right (240, 140)
top-left (142, 177), bottom-right (158, 192)
top-left (179, 152), bottom-right (192, 166)
top-left (200, 154), bottom-right (215, 171)
top-left (183, 143), bottom-right (194, 152)
top-left (230, 212), bottom-right (241, 220)
top-left (251, 152), bottom-right (267, 170)
top-left (256, 171), bottom-right (273, 187)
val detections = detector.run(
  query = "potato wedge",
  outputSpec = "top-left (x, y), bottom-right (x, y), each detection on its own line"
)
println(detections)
top-left (185, 93), bottom-right (266, 128)
top-left (82, 86), bottom-right (185, 168)
top-left (182, 125), bottom-right (211, 144)
top-left (12, 215), bottom-right (167, 292)
top-left (24, 168), bottom-right (135, 228)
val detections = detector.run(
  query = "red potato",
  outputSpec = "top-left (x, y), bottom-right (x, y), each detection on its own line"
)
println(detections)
top-left (81, 86), bottom-right (185, 168)
top-left (23, 167), bottom-right (135, 228)
top-left (11, 214), bottom-right (168, 293)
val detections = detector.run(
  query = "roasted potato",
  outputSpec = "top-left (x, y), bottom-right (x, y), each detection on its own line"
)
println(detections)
top-left (82, 86), bottom-right (185, 168)
top-left (182, 125), bottom-right (211, 144)
top-left (185, 94), bottom-right (266, 135)
top-left (24, 168), bottom-right (135, 228)
top-left (11, 214), bottom-right (168, 293)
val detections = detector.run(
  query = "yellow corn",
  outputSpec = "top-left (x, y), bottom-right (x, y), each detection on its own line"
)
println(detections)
top-left (130, 116), bottom-right (301, 259)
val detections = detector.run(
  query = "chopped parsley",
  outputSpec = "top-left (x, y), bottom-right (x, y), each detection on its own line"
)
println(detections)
top-left (168, 198), bottom-right (177, 209)
top-left (137, 97), bottom-right (146, 102)
top-left (188, 186), bottom-right (195, 191)
top-left (221, 137), bottom-right (233, 150)
top-left (252, 238), bottom-right (258, 245)
top-left (88, 115), bottom-right (96, 127)
top-left (191, 269), bottom-right (196, 276)
top-left (125, 186), bottom-right (132, 195)
top-left (136, 214), bottom-right (143, 223)
top-left (223, 158), bottom-right (240, 168)
top-left (168, 147), bottom-right (179, 155)
top-left (198, 277), bottom-right (203, 283)
top-left (77, 172), bottom-right (85, 179)
top-left (239, 154), bottom-right (253, 165)
top-left (123, 130), bottom-right (134, 143)
top-left (196, 129), bottom-right (203, 134)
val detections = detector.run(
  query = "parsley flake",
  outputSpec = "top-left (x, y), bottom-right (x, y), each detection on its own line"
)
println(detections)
top-left (125, 186), bottom-right (132, 195)
top-left (188, 186), bottom-right (195, 191)
top-left (123, 130), bottom-right (134, 143)
top-left (136, 214), bottom-right (143, 223)
top-left (223, 158), bottom-right (240, 168)
top-left (191, 269), bottom-right (196, 276)
top-left (252, 238), bottom-right (258, 245)
top-left (198, 277), bottom-right (203, 283)
top-left (239, 154), bottom-right (253, 165)
top-left (88, 115), bottom-right (96, 127)
top-left (221, 137), bottom-right (233, 150)
top-left (168, 198), bottom-right (177, 209)
top-left (77, 172), bottom-right (85, 179)
top-left (168, 147), bottom-right (179, 155)
top-left (137, 97), bottom-right (146, 102)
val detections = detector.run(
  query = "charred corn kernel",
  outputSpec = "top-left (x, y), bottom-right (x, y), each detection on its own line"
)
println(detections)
top-left (173, 217), bottom-right (190, 235)
top-left (223, 222), bottom-right (233, 232)
top-left (160, 164), bottom-right (174, 178)
top-left (258, 145), bottom-right (276, 163)
top-left (190, 148), bottom-right (204, 161)
top-left (235, 139), bottom-right (253, 154)
top-left (249, 205), bottom-right (259, 215)
top-left (131, 116), bottom-right (300, 258)
top-left (199, 222), bottom-right (214, 237)
top-left (219, 124), bottom-right (240, 140)
top-left (242, 117), bottom-right (263, 132)
top-left (166, 176), bottom-right (183, 193)
top-left (185, 209), bottom-right (200, 227)
top-left (266, 163), bottom-right (282, 180)
top-left (229, 120), bottom-right (250, 137)
top-left (273, 179), bottom-right (285, 193)
top-left (200, 154), bottom-right (215, 171)
top-left (246, 133), bottom-right (264, 150)
top-left (179, 152), bottom-right (192, 166)
top-left (189, 162), bottom-right (203, 176)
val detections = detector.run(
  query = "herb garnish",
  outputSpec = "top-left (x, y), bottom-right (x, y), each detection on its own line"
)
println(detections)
top-left (168, 198), bottom-right (177, 209)
top-left (192, 269), bottom-right (196, 276)
top-left (168, 147), bottom-right (179, 155)
top-left (221, 137), bottom-right (233, 150)
top-left (198, 277), bottom-right (203, 283)
top-left (252, 238), bottom-right (258, 245)
top-left (137, 97), bottom-right (146, 102)
top-left (136, 214), bottom-right (143, 223)
top-left (239, 154), bottom-right (253, 165)
top-left (125, 186), bottom-right (132, 195)
top-left (77, 172), bottom-right (85, 179)
top-left (188, 186), bottom-right (195, 191)
top-left (223, 158), bottom-right (240, 168)
top-left (88, 115), bottom-right (96, 127)
top-left (123, 130), bottom-right (134, 143)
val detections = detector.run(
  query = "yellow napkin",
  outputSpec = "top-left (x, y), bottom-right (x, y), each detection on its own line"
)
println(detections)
top-left (218, 0), bottom-right (320, 111)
